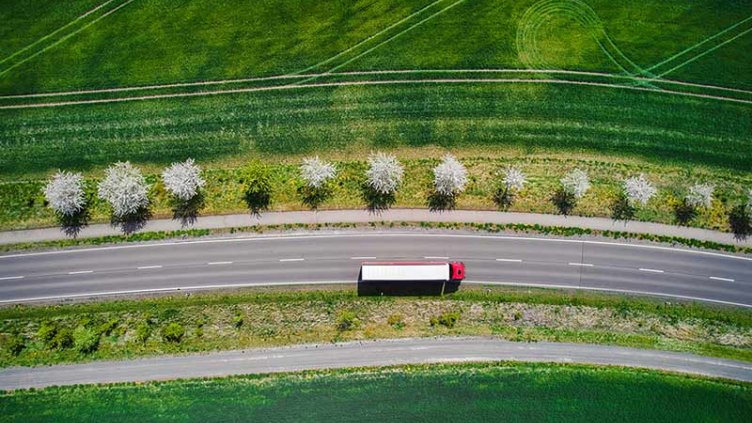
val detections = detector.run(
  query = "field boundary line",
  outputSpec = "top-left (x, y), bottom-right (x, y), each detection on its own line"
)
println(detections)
top-left (1, 77), bottom-right (750, 110)
top-left (3, 69), bottom-right (749, 102)
top-left (0, 0), bottom-right (117, 66)
top-left (293, 0), bottom-right (448, 75)
top-left (0, 0), bottom-right (136, 79)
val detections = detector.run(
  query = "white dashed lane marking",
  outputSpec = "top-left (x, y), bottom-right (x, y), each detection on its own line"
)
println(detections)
top-left (569, 263), bottom-right (594, 267)
top-left (137, 265), bottom-right (163, 270)
top-left (207, 261), bottom-right (233, 265)
top-left (639, 268), bottom-right (665, 273)
top-left (68, 270), bottom-right (93, 275)
top-left (709, 276), bottom-right (735, 282)
top-left (0, 276), bottom-right (24, 281)
top-left (279, 258), bottom-right (305, 262)
top-left (496, 258), bottom-right (522, 263)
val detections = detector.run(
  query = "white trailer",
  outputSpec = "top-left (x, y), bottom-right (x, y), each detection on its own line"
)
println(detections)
top-left (360, 262), bottom-right (465, 282)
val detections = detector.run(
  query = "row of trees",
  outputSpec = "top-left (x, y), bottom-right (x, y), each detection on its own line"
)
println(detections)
top-left (43, 155), bottom-right (752, 238)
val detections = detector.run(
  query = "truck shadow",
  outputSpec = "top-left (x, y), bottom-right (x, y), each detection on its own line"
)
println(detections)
top-left (357, 280), bottom-right (460, 296)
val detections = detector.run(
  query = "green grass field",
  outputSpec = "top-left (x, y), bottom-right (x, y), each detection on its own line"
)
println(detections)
top-left (0, 0), bottom-right (750, 228)
top-left (1, 363), bottom-right (750, 422)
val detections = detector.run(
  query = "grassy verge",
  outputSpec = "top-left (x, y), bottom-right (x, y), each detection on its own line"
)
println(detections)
top-left (1, 363), bottom-right (750, 422)
top-left (2, 155), bottom-right (750, 232)
top-left (1, 286), bottom-right (750, 367)
top-left (3, 221), bottom-right (750, 255)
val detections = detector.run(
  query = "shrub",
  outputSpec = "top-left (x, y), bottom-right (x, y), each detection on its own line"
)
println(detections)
top-left (232, 312), bottom-right (244, 329)
top-left (135, 322), bottom-right (151, 344)
top-left (241, 162), bottom-right (272, 215)
top-left (336, 311), bottom-right (360, 331)
top-left (5, 334), bottom-right (26, 356)
top-left (73, 326), bottom-right (100, 354)
top-left (728, 204), bottom-right (751, 240)
top-left (430, 311), bottom-right (460, 328)
top-left (161, 323), bottom-right (185, 343)
top-left (387, 314), bottom-right (405, 330)
top-left (49, 328), bottom-right (73, 350)
top-left (97, 319), bottom-right (120, 337)
top-left (37, 321), bottom-right (58, 343)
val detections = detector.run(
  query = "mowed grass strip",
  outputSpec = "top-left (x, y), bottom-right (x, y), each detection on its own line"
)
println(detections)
top-left (2, 287), bottom-right (751, 368)
top-left (1, 363), bottom-right (750, 422)
top-left (1, 82), bottom-right (750, 179)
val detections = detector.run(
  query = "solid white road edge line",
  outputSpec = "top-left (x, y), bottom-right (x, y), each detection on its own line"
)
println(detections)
top-left (2, 232), bottom-right (750, 262)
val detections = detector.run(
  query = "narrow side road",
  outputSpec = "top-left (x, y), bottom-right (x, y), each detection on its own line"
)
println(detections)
top-left (2, 337), bottom-right (751, 390)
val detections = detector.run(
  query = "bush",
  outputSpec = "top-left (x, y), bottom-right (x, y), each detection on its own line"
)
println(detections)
top-left (728, 204), bottom-right (751, 240)
top-left (49, 328), bottom-right (73, 350)
top-left (97, 319), bottom-right (120, 337)
top-left (135, 322), bottom-right (151, 344)
top-left (73, 326), bottom-right (100, 354)
top-left (430, 311), bottom-right (461, 328)
top-left (241, 162), bottom-right (272, 215)
top-left (336, 311), bottom-right (360, 331)
top-left (5, 334), bottom-right (26, 356)
top-left (161, 323), bottom-right (186, 343)
top-left (387, 314), bottom-right (405, 330)
top-left (37, 321), bottom-right (58, 343)
top-left (232, 312), bottom-right (244, 329)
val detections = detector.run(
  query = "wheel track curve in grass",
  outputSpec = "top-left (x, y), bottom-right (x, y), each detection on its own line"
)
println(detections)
top-left (516, 0), bottom-right (752, 85)
top-left (0, 0), bottom-right (136, 79)
top-left (0, 0), bottom-right (117, 67)
top-left (1, 76), bottom-right (750, 110)
top-left (2, 68), bottom-right (750, 103)
top-left (516, 0), bottom-right (651, 79)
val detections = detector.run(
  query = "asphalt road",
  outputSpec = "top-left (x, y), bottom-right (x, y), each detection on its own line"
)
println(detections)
top-left (2, 337), bottom-right (751, 389)
top-left (1, 232), bottom-right (751, 306)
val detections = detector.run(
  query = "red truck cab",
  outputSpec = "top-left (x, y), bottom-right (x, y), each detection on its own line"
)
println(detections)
top-left (450, 262), bottom-right (466, 281)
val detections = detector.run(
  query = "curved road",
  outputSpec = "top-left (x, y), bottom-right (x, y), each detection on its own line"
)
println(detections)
top-left (2, 337), bottom-right (751, 389)
top-left (0, 232), bottom-right (750, 306)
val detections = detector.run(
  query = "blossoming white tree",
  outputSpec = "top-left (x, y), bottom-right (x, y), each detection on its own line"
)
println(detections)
top-left (98, 162), bottom-right (149, 218)
top-left (300, 156), bottom-right (336, 189)
top-left (433, 155), bottom-right (468, 197)
top-left (685, 183), bottom-right (714, 209)
top-left (366, 152), bottom-right (404, 195)
top-left (560, 168), bottom-right (590, 199)
top-left (43, 171), bottom-right (86, 216)
top-left (624, 174), bottom-right (657, 206)
top-left (162, 159), bottom-right (205, 201)
top-left (502, 166), bottom-right (526, 192)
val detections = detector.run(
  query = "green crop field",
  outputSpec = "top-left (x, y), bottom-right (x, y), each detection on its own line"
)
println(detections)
top-left (1, 363), bottom-right (750, 422)
top-left (0, 0), bottom-right (749, 228)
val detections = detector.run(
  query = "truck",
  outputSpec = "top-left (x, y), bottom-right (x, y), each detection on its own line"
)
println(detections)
top-left (360, 261), bottom-right (465, 282)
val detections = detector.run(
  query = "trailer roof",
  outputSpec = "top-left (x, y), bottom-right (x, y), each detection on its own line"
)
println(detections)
top-left (361, 263), bottom-right (450, 282)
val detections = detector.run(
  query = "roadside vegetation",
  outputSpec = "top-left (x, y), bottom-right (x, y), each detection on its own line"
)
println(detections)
top-left (4, 155), bottom-right (751, 238)
top-left (1, 286), bottom-right (751, 368)
top-left (1, 363), bottom-right (750, 422)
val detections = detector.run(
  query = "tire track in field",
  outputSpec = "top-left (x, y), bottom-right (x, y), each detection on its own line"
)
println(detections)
top-left (1, 76), bottom-right (750, 110)
top-left (0, 0), bottom-right (136, 79)
top-left (1, 68), bottom-right (749, 102)
top-left (293, 0), bottom-right (449, 75)
top-left (0, 0), bottom-right (116, 66)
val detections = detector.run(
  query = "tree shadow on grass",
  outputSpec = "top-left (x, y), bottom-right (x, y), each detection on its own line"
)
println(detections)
top-left (243, 189), bottom-right (271, 218)
top-left (111, 207), bottom-right (152, 235)
top-left (298, 185), bottom-right (331, 211)
top-left (493, 186), bottom-right (515, 211)
top-left (58, 207), bottom-right (91, 238)
top-left (551, 188), bottom-right (576, 216)
top-left (171, 192), bottom-right (206, 228)
top-left (427, 191), bottom-right (457, 212)
top-left (611, 194), bottom-right (636, 222)
top-left (728, 204), bottom-right (751, 241)
top-left (361, 183), bottom-right (396, 214)
top-left (673, 200), bottom-right (697, 226)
